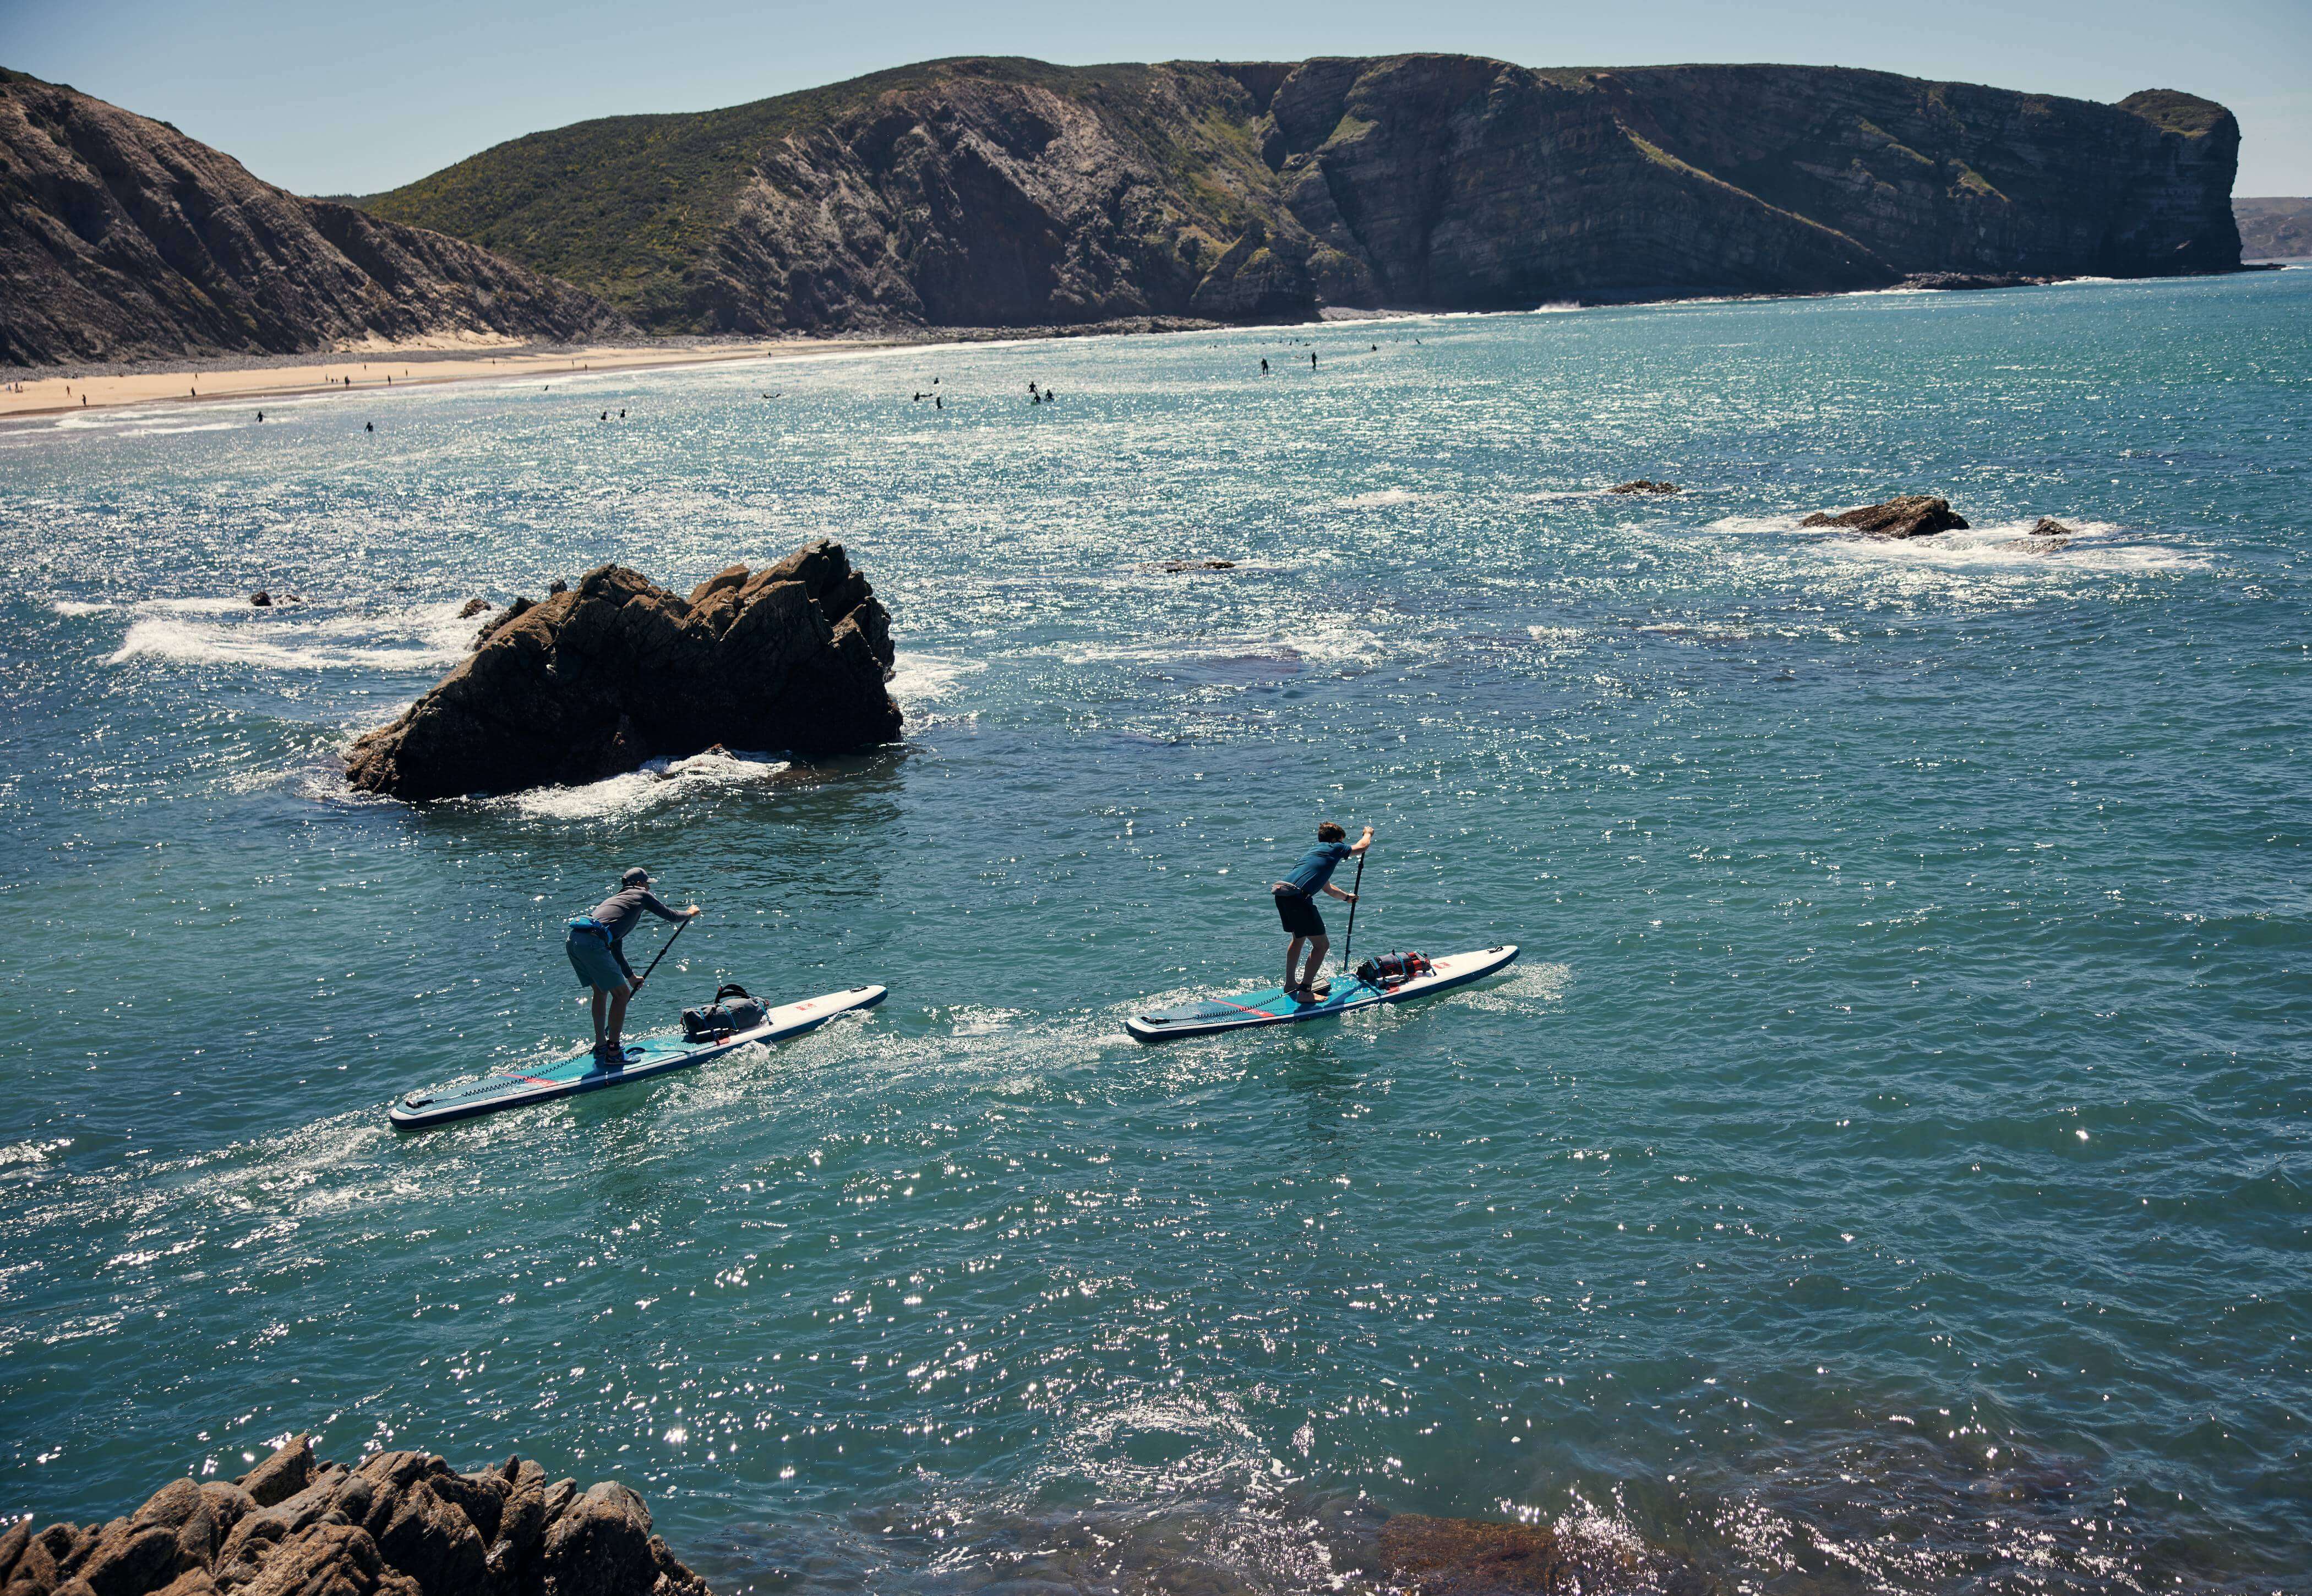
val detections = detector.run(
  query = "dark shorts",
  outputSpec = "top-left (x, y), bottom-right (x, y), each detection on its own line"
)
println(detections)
top-left (1274, 887), bottom-right (1326, 938)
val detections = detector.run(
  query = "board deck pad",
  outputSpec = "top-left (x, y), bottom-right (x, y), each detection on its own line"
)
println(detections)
top-left (390, 985), bottom-right (885, 1128)
top-left (1127, 945), bottom-right (1517, 1042)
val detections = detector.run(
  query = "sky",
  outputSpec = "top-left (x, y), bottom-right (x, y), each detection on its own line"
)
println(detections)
top-left (4, 0), bottom-right (2308, 195)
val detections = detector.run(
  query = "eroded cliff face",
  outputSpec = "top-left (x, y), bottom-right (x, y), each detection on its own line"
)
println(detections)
top-left (368, 54), bottom-right (2243, 334)
top-left (0, 69), bottom-right (629, 364)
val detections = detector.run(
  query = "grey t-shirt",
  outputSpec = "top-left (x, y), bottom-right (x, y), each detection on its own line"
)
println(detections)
top-left (588, 886), bottom-right (683, 943)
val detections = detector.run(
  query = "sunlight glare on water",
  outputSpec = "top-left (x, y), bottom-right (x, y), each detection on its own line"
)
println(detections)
top-left (3, 271), bottom-right (2309, 1594)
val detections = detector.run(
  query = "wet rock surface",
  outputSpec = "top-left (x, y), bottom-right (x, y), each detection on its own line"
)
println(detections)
top-left (2031, 517), bottom-right (2076, 536)
top-left (1609, 480), bottom-right (1680, 495)
top-left (0, 1439), bottom-right (711, 1596)
top-left (1800, 495), bottom-right (1969, 538)
top-left (345, 540), bottom-right (899, 802)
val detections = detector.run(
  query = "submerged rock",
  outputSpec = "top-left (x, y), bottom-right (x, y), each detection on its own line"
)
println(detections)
top-left (1145, 558), bottom-right (1238, 573)
top-left (1375, 1511), bottom-right (1698, 1595)
top-left (248, 591), bottom-right (272, 608)
top-left (1800, 495), bottom-right (1969, 538)
top-left (2031, 517), bottom-right (2076, 536)
top-left (346, 540), bottom-right (899, 802)
top-left (0, 1438), bottom-right (713, 1596)
top-left (1609, 479), bottom-right (1680, 495)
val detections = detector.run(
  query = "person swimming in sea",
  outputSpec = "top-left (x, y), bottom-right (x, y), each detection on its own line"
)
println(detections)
top-left (1271, 821), bottom-right (1373, 1001)
top-left (566, 867), bottom-right (702, 1065)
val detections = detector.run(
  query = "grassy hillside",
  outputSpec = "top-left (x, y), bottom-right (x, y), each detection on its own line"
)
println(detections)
top-left (364, 58), bottom-right (1250, 328)
top-left (363, 54), bottom-right (2240, 333)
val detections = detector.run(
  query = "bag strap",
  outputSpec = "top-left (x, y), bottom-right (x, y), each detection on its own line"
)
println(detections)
top-left (715, 982), bottom-right (752, 1001)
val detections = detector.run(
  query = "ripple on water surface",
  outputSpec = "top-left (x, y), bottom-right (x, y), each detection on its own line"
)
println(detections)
top-left (3, 273), bottom-right (2309, 1594)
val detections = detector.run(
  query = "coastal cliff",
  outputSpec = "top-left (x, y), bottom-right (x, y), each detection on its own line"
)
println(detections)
top-left (0, 68), bottom-right (630, 365)
top-left (364, 54), bottom-right (2243, 332)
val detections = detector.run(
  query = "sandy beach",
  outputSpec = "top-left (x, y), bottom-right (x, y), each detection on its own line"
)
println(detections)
top-left (0, 338), bottom-right (897, 419)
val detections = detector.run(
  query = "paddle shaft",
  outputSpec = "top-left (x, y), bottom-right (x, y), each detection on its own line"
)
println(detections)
top-left (1338, 853), bottom-right (1368, 974)
top-left (632, 916), bottom-right (691, 990)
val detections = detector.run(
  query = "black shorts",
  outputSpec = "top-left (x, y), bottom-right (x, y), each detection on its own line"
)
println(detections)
top-left (1274, 888), bottom-right (1326, 937)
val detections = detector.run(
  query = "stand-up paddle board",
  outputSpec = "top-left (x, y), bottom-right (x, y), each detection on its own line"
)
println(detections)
top-left (390, 985), bottom-right (885, 1128)
top-left (1127, 945), bottom-right (1517, 1042)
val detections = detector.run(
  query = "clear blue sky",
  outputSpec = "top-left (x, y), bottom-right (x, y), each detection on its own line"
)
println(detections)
top-left (6, 0), bottom-right (2307, 195)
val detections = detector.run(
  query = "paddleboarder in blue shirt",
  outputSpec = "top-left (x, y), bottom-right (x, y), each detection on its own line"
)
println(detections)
top-left (1272, 822), bottom-right (1372, 1002)
top-left (567, 868), bottom-right (700, 1065)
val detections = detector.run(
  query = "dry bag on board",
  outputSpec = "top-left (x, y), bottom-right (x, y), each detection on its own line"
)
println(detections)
top-left (682, 983), bottom-right (767, 1041)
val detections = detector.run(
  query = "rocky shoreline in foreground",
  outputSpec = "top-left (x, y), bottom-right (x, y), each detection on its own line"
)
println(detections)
top-left (0, 1436), bottom-right (707, 1596)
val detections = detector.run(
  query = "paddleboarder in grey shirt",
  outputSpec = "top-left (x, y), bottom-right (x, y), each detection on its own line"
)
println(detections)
top-left (566, 867), bottom-right (700, 1065)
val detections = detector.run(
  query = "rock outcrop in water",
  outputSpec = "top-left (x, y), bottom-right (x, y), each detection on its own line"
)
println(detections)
top-left (360, 56), bottom-right (2242, 334)
top-left (1801, 495), bottom-right (1970, 538)
top-left (0, 1435), bottom-right (710, 1596)
top-left (0, 68), bottom-right (629, 364)
top-left (346, 541), bottom-right (899, 802)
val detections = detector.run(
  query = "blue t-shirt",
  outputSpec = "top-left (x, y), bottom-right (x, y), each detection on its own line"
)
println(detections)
top-left (1283, 841), bottom-right (1353, 897)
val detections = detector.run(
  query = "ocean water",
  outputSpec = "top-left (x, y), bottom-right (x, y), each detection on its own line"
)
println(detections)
top-left (3, 272), bottom-right (2308, 1595)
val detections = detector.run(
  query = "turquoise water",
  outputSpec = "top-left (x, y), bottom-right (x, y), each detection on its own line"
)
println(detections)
top-left (4, 272), bottom-right (2308, 1594)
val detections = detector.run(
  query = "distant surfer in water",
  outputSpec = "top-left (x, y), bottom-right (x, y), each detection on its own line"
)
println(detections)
top-left (567, 867), bottom-right (701, 1065)
top-left (1272, 822), bottom-right (1372, 1001)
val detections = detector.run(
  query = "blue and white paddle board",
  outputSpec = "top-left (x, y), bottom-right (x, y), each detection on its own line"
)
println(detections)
top-left (390, 984), bottom-right (885, 1128)
top-left (1126, 945), bottom-right (1517, 1042)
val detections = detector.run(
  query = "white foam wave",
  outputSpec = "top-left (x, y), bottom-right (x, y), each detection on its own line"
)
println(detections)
top-left (107, 598), bottom-right (482, 670)
top-left (887, 652), bottom-right (984, 705)
top-left (1704, 513), bottom-right (2197, 575)
top-left (1331, 488), bottom-right (1419, 509)
top-left (496, 748), bottom-right (792, 822)
top-left (51, 600), bottom-right (116, 616)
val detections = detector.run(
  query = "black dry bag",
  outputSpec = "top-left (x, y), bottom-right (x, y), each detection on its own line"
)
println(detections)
top-left (681, 982), bottom-right (768, 1041)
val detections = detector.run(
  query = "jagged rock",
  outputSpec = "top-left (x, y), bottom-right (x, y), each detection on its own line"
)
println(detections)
top-left (345, 541), bottom-right (902, 801)
top-left (7, 1523), bottom-right (94, 1596)
top-left (1609, 479), bottom-right (1679, 494)
top-left (149, 1576), bottom-right (216, 1596)
top-left (249, 593), bottom-right (272, 608)
top-left (20, 1450), bottom-right (705, 1596)
top-left (433, 1474), bottom-right (506, 1548)
top-left (2032, 517), bottom-right (2076, 535)
top-left (473, 597), bottom-right (533, 648)
top-left (539, 1486), bottom-right (656, 1596)
top-left (456, 599), bottom-right (493, 620)
top-left (482, 1462), bottom-right (548, 1586)
top-left (367, 1484), bottom-right (483, 1596)
top-left (238, 1440), bottom-right (314, 1511)
top-left (0, 1522), bottom-right (30, 1587)
top-left (233, 1526), bottom-right (417, 1596)
top-left (1800, 495), bottom-right (1969, 538)
top-left (60, 1527), bottom-right (173, 1596)
top-left (537, 1484), bottom-right (576, 1531)
top-left (546, 581), bottom-right (569, 596)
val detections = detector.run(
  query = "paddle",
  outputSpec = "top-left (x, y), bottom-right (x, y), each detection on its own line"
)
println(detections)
top-left (631, 915), bottom-right (694, 991)
top-left (1338, 852), bottom-right (1368, 976)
